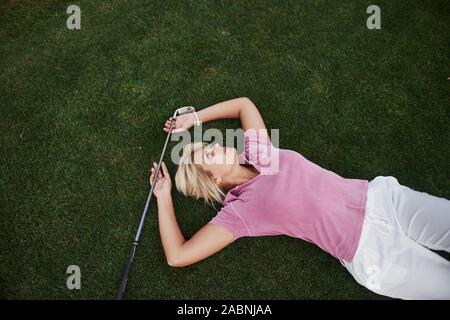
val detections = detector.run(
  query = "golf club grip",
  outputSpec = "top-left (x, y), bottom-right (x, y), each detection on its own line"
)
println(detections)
top-left (116, 241), bottom-right (138, 300)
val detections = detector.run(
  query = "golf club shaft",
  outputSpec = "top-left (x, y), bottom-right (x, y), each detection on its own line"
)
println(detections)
top-left (116, 118), bottom-right (175, 300)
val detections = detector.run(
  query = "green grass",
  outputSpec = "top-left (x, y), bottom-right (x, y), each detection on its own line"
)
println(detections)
top-left (1, 0), bottom-right (449, 299)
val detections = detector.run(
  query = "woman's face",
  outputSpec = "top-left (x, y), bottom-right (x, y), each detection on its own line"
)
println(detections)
top-left (193, 143), bottom-right (238, 182)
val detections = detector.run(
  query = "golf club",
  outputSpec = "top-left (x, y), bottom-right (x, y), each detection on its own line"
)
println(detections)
top-left (116, 106), bottom-right (196, 300)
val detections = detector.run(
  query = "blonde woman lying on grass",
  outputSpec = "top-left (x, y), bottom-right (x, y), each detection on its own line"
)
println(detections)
top-left (150, 97), bottom-right (450, 299)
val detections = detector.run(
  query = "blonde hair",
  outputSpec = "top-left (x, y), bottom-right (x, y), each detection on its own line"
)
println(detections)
top-left (175, 142), bottom-right (225, 207)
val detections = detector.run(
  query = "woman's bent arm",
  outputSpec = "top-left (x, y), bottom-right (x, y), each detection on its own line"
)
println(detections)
top-left (156, 194), bottom-right (185, 264)
top-left (198, 97), bottom-right (269, 138)
top-left (165, 97), bottom-right (269, 137)
top-left (157, 194), bottom-right (234, 267)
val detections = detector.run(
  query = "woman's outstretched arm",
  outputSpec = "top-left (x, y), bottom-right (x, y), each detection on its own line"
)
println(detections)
top-left (151, 162), bottom-right (234, 267)
top-left (164, 97), bottom-right (269, 138)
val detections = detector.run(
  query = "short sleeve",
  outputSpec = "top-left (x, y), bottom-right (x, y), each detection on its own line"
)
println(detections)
top-left (240, 129), bottom-right (279, 175)
top-left (208, 203), bottom-right (249, 240)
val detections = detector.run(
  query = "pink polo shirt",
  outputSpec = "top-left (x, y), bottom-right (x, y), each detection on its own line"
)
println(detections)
top-left (208, 129), bottom-right (368, 262)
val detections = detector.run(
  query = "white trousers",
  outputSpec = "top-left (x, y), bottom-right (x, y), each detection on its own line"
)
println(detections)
top-left (341, 176), bottom-right (450, 299)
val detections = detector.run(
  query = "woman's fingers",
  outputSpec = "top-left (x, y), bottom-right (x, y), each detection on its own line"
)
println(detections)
top-left (163, 117), bottom-right (176, 132)
top-left (161, 161), bottom-right (170, 179)
top-left (150, 164), bottom-right (157, 183)
top-left (153, 162), bottom-right (163, 179)
top-left (150, 169), bottom-right (155, 185)
top-left (150, 162), bottom-right (171, 187)
top-left (165, 118), bottom-right (175, 126)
